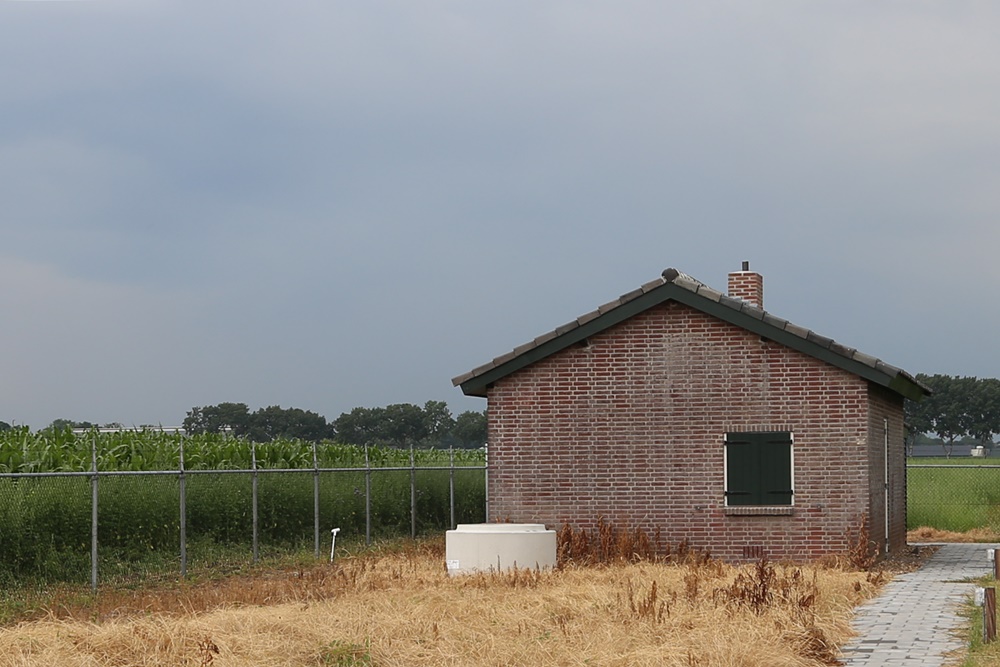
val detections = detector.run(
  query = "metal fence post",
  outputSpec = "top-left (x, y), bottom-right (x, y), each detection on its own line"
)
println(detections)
top-left (252, 442), bottom-right (259, 564)
top-left (410, 442), bottom-right (416, 539)
top-left (90, 431), bottom-right (99, 592)
top-left (986, 587), bottom-right (997, 643)
top-left (449, 445), bottom-right (456, 529)
top-left (179, 435), bottom-right (187, 579)
top-left (313, 441), bottom-right (320, 559)
top-left (365, 444), bottom-right (372, 546)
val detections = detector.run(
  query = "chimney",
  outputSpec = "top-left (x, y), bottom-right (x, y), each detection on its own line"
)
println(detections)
top-left (728, 261), bottom-right (764, 309)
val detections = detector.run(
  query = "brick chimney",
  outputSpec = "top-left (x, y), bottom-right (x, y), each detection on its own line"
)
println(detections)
top-left (728, 261), bottom-right (764, 309)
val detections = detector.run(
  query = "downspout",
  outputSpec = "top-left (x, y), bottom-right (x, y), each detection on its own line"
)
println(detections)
top-left (884, 418), bottom-right (890, 554)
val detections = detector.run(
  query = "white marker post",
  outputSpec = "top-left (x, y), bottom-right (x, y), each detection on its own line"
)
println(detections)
top-left (330, 528), bottom-right (341, 562)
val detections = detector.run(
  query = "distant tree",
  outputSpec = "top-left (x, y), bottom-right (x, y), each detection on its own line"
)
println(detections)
top-left (924, 375), bottom-right (968, 458)
top-left (45, 419), bottom-right (95, 432)
top-left (332, 407), bottom-right (384, 446)
top-left (422, 400), bottom-right (455, 441)
top-left (961, 377), bottom-right (1000, 450)
top-left (47, 419), bottom-right (73, 432)
top-left (246, 405), bottom-right (331, 442)
top-left (183, 403), bottom-right (333, 442)
top-left (333, 401), bottom-right (462, 447)
top-left (380, 403), bottom-right (430, 446)
top-left (905, 382), bottom-right (935, 456)
top-left (451, 410), bottom-right (487, 448)
top-left (0, 421), bottom-right (11, 432)
top-left (905, 374), bottom-right (1000, 458)
top-left (183, 402), bottom-right (251, 436)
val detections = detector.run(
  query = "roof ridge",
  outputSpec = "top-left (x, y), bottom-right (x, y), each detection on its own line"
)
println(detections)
top-left (453, 267), bottom-right (930, 400)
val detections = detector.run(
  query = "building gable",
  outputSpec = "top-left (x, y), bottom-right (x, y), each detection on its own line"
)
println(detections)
top-left (453, 267), bottom-right (928, 402)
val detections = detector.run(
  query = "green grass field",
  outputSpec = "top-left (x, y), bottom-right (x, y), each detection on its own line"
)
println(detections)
top-left (907, 459), bottom-right (1000, 532)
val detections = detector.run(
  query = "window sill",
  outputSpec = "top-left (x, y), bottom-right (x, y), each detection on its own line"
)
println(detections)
top-left (724, 506), bottom-right (795, 516)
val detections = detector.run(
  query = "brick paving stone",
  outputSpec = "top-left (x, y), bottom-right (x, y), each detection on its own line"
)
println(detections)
top-left (839, 543), bottom-right (1000, 666)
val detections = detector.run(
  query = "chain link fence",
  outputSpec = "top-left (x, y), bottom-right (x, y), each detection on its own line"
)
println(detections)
top-left (12, 452), bottom-right (995, 589)
top-left (907, 463), bottom-right (1000, 533)
top-left (0, 439), bottom-right (486, 590)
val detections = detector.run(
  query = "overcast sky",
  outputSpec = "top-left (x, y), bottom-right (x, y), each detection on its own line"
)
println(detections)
top-left (2, 1), bottom-right (998, 428)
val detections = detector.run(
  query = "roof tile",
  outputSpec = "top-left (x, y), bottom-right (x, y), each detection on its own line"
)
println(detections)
top-left (619, 288), bottom-right (644, 304)
top-left (852, 351), bottom-right (879, 368)
top-left (875, 360), bottom-right (900, 375)
top-left (718, 295), bottom-right (744, 311)
top-left (577, 309), bottom-right (601, 326)
top-left (829, 342), bottom-right (856, 359)
top-left (512, 341), bottom-right (535, 357)
top-left (597, 299), bottom-right (621, 315)
top-left (554, 321), bottom-right (580, 336)
top-left (806, 331), bottom-right (834, 349)
top-left (661, 268), bottom-right (680, 282)
top-left (470, 361), bottom-right (496, 377)
top-left (784, 322), bottom-right (810, 339)
top-left (641, 278), bottom-right (665, 293)
top-left (696, 285), bottom-right (723, 302)
top-left (761, 313), bottom-right (790, 329)
top-left (533, 329), bottom-right (560, 346)
top-left (493, 351), bottom-right (518, 366)
top-left (452, 371), bottom-right (475, 386)
top-left (672, 273), bottom-right (703, 292)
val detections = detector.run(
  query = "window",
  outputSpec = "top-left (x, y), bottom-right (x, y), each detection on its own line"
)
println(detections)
top-left (724, 431), bottom-right (793, 506)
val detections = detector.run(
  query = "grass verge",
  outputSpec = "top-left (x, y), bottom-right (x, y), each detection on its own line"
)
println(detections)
top-left (956, 576), bottom-right (1000, 667)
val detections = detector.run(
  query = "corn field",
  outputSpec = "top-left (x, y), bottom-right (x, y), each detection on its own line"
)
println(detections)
top-left (0, 429), bottom-right (486, 588)
top-left (0, 427), bottom-right (486, 472)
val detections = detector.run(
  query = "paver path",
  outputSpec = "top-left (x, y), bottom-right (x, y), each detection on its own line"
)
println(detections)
top-left (839, 543), bottom-right (1000, 666)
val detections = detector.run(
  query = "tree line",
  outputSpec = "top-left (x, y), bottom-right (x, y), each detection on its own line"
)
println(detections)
top-left (182, 401), bottom-right (487, 448)
top-left (27, 372), bottom-right (997, 455)
top-left (906, 374), bottom-right (1000, 457)
top-left (26, 401), bottom-right (487, 449)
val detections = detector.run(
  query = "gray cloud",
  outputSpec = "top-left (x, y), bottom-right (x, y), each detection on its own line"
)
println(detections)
top-left (0, 1), bottom-right (997, 427)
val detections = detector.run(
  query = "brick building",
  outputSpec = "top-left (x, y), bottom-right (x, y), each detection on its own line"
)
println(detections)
top-left (452, 265), bottom-right (929, 561)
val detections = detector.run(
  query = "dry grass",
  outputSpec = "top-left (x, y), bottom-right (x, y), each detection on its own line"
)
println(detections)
top-left (0, 540), bottom-right (887, 667)
top-left (908, 526), bottom-right (1000, 543)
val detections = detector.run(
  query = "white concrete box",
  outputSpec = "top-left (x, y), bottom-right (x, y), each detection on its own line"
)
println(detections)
top-left (445, 523), bottom-right (557, 575)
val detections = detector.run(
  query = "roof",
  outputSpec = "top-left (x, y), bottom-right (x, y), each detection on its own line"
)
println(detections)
top-left (452, 268), bottom-right (931, 401)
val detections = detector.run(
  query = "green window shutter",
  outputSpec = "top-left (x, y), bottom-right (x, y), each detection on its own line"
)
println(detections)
top-left (726, 432), bottom-right (792, 506)
top-left (725, 435), bottom-right (760, 506)
top-left (760, 434), bottom-right (792, 505)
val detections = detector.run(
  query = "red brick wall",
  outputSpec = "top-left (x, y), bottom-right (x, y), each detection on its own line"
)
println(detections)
top-left (867, 386), bottom-right (908, 554)
top-left (486, 301), bottom-right (887, 562)
top-left (727, 271), bottom-right (764, 308)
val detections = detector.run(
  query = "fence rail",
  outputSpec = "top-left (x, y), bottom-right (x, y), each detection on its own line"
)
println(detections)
top-left (0, 437), bottom-right (486, 591)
